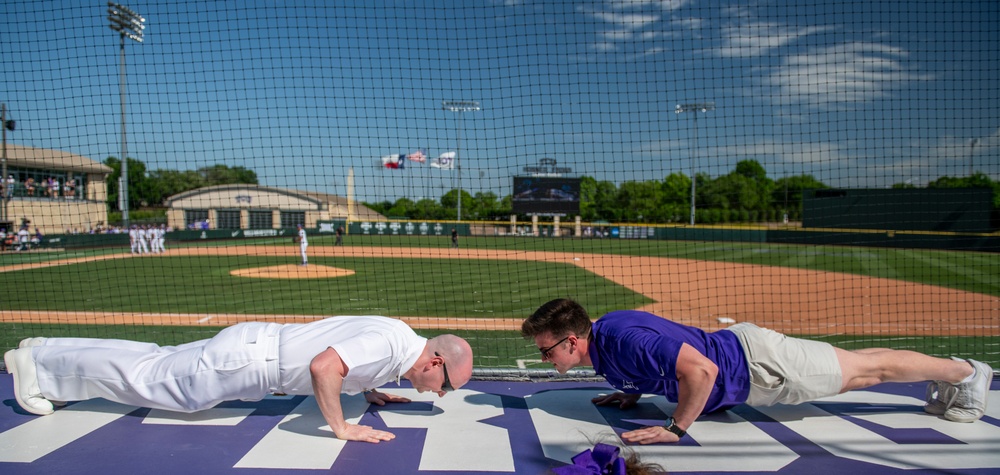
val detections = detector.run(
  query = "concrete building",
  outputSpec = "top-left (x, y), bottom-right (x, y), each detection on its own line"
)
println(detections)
top-left (1, 144), bottom-right (112, 234)
top-left (164, 184), bottom-right (384, 230)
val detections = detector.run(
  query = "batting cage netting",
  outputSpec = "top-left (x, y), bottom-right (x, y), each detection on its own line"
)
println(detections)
top-left (1, 1), bottom-right (997, 375)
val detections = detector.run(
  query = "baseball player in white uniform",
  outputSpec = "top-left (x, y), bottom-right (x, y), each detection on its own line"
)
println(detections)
top-left (6, 316), bottom-right (473, 443)
top-left (297, 224), bottom-right (308, 266)
top-left (149, 224), bottom-right (164, 253)
top-left (138, 225), bottom-right (150, 254)
top-left (129, 225), bottom-right (140, 254)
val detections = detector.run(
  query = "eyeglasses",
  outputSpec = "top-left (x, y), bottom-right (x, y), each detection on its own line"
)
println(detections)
top-left (539, 336), bottom-right (570, 359)
top-left (434, 352), bottom-right (454, 392)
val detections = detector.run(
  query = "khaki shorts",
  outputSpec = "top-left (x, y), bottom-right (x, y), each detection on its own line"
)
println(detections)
top-left (727, 323), bottom-right (843, 406)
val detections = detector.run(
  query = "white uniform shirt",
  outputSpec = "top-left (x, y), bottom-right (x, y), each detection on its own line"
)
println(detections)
top-left (276, 316), bottom-right (425, 395)
top-left (298, 228), bottom-right (308, 245)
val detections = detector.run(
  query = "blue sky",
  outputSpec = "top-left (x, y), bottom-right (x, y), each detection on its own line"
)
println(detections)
top-left (3, 0), bottom-right (997, 203)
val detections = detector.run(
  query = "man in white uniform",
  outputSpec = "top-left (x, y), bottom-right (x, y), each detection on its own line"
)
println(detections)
top-left (138, 225), bottom-right (151, 254)
top-left (128, 225), bottom-right (139, 254)
top-left (5, 316), bottom-right (473, 444)
top-left (297, 223), bottom-right (308, 266)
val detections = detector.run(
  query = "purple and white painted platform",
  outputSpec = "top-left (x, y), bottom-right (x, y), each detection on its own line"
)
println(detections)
top-left (1, 374), bottom-right (998, 474)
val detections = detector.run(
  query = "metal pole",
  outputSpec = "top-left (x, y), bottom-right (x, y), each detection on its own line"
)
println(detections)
top-left (457, 117), bottom-right (462, 221)
top-left (969, 138), bottom-right (979, 177)
top-left (690, 112), bottom-right (698, 226)
top-left (108, 2), bottom-right (144, 228)
top-left (119, 32), bottom-right (129, 227)
top-left (675, 102), bottom-right (714, 226)
top-left (2, 103), bottom-right (7, 224)
top-left (442, 101), bottom-right (480, 222)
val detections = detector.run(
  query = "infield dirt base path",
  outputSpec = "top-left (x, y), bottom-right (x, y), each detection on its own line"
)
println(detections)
top-left (2, 245), bottom-right (997, 336)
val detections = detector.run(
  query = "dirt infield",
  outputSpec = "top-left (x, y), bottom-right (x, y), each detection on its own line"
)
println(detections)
top-left (2, 245), bottom-right (996, 336)
top-left (229, 264), bottom-right (355, 279)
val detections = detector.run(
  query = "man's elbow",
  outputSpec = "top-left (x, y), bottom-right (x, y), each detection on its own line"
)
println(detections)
top-left (309, 349), bottom-right (341, 379)
top-left (687, 359), bottom-right (719, 383)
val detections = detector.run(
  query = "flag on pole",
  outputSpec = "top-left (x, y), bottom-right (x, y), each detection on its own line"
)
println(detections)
top-left (430, 151), bottom-right (456, 170)
top-left (381, 154), bottom-right (405, 169)
top-left (406, 149), bottom-right (427, 163)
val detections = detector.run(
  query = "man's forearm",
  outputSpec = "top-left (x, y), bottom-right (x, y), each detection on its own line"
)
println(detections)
top-left (310, 348), bottom-right (351, 437)
top-left (672, 345), bottom-right (719, 430)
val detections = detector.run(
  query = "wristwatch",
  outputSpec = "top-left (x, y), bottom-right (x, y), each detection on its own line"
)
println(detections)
top-left (663, 416), bottom-right (687, 438)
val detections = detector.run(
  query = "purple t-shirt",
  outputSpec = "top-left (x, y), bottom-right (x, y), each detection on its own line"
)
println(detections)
top-left (589, 310), bottom-right (750, 414)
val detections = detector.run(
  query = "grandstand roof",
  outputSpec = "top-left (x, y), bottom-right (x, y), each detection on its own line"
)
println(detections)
top-left (3, 144), bottom-right (113, 175)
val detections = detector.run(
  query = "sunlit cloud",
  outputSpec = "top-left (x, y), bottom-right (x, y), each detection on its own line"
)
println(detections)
top-left (590, 11), bottom-right (661, 29)
top-left (717, 22), bottom-right (830, 57)
top-left (605, 0), bottom-right (695, 12)
top-left (766, 42), bottom-right (931, 108)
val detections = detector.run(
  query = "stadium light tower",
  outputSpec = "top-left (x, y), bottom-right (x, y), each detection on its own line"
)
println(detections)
top-left (969, 138), bottom-right (979, 177)
top-left (108, 2), bottom-right (145, 228)
top-left (2, 103), bottom-right (15, 224)
top-left (675, 102), bottom-right (715, 226)
top-left (442, 100), bottom-right (480, 222)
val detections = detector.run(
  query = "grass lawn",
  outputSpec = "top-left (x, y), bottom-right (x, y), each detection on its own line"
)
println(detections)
top-left (1, 236), bottom-right (997, 367)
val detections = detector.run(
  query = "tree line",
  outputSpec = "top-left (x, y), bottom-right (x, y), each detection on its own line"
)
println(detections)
top-left (368, 160), bottom-right (999, 224)
top-left (104, 157), bottom-right (258, 212)
top-left (106, 157), bottom-right (998, 225)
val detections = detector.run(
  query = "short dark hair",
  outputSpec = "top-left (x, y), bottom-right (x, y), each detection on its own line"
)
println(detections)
top-left (521, 298), bottom-right (592, 340)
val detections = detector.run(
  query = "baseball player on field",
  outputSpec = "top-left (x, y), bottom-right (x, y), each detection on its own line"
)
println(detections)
top-left (297, 223), bottom-right (308, 266)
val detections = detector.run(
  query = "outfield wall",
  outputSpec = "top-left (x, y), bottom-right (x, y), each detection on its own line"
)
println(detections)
top-left (25, 222), bottom-right (1000, 253)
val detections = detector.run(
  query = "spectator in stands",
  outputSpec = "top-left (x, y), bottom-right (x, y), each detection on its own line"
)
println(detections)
top-left (63, 178), bottom-right (75, 199)
top-left (0, 228), bottom-right (7, 251)
top-left (4, 175), bottom-right (14, 200)
top-left (24, 177), bottom-right (35, 197)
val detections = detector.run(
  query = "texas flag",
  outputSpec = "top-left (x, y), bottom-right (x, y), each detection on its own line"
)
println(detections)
top-left (381, 154), bottom-right (405, 169)
top-left (406, 149), bottom-right (427, 163)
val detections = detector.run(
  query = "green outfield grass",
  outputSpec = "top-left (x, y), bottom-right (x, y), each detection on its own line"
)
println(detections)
top-left (0, 255), bottom-right (650, 316)
top-left (1, 235), bottom-right (997, 367)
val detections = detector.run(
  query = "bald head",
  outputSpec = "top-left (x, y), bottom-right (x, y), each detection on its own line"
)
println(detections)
top-left (427, 334), bottom-right (474, 388)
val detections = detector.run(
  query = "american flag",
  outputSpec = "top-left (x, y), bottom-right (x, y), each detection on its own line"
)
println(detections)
top-left (406, 149), bottom-right (427, 163)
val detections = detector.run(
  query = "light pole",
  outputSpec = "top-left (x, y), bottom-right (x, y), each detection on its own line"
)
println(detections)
top-left (442, 100), bottom-right (480, 221)
top-left (675, 102), bottom-right (714, 226)
top-left (107, 2), bottom-right (145, 227)
top-left (2, 103), bottom-right (15, 225)
top-left (969, 138), bottom-right (979, 177)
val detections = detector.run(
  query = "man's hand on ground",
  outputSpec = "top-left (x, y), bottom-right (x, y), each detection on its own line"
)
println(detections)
top-left (591, 391), bottom-right (641, 409)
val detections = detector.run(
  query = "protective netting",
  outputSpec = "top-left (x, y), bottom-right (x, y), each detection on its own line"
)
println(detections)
top-left (1, 1), bottom-right (997, 371)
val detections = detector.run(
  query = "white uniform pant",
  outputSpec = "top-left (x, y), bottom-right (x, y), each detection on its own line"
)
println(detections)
top-left (33, 322), bottom-right (282, 412)
top-left (300, 242), bottom-right (308, 264)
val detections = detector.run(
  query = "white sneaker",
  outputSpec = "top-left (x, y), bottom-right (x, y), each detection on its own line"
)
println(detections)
top-left (18, 337), bottom-right (47, 348)
top-left (944, 359), bottom-right (994, 423)
top-left (4, 348), bottom-right (54, 416)
top-left (924, 380), bottom-right (958, 415)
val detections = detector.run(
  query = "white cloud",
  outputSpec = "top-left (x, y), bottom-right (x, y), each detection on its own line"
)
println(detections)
top-left (717, 22), bottom-right (830, 58)
top-left (605, 0), bottom-right (694, 12)
top-left (590, 11), bottom-right (661, 29)
top-left (766, 42), bottom-right (931, 108)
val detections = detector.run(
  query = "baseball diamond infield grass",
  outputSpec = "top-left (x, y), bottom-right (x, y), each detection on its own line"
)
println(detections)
top-left (1, 235), bottom-right (998, 368)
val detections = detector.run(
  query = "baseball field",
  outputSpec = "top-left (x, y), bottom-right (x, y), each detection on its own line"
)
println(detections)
top-left (1, 234), bottom-right (998, 369)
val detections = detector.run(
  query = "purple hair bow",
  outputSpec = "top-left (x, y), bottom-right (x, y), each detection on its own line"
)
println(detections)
top-left (552, 443), bottom-right (627, 475)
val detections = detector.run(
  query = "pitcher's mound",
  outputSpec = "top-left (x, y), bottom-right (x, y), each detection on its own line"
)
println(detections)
top-left (230, 264), bottom-right (355, 279)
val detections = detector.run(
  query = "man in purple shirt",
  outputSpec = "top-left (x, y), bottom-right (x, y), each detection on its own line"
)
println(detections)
top-left (521, 298), bottom-right (993, 445)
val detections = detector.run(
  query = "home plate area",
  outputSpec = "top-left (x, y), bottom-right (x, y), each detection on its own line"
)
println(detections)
top-left (1, 376), bottom-right (998, 474)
